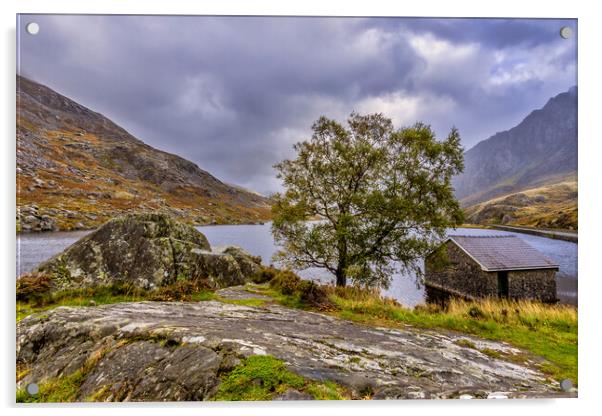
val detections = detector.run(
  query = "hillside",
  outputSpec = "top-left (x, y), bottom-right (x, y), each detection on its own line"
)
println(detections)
top-left (453, 87), bottom-right (577, 229)
top-left (16, 75), bottom-right (271, 231)
top-left (454, 87), bottom-right (577, 206)
top-left (463, 175), bottom-right (577, 230)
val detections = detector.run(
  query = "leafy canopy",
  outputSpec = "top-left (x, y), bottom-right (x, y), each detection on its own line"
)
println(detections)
top-left (272, 113), bottom-right (464, 288)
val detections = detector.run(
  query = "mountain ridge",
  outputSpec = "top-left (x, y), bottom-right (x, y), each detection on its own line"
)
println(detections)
top-left (16, 75), bottom-right (271, 232)
top-left (454, 86), bottom-right (577, 229)
top-left (453, 86), bottom-right (577, 206)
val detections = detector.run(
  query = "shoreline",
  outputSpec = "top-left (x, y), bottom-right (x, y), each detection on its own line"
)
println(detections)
top-left (489, 224), bottom-right (578, 243)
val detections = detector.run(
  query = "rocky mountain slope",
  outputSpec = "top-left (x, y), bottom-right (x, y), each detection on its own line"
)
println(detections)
top-left (16, 75), bottom-right (271, 232)
top-left (453, 87), bottom-right (577, 229)
top-left (454, 87), bottom-right (577, 206)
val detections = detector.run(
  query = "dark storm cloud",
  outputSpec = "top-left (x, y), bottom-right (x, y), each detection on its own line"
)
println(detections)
top-left (17, 15), bottom-right (577, 194)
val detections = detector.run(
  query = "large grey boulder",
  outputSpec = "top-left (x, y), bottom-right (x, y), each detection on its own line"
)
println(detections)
top-left (33, 212), bottom-right (261, 290)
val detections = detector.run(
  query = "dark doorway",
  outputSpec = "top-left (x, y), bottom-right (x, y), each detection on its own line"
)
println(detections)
top-left (498, 271), bottom-right (509, 298)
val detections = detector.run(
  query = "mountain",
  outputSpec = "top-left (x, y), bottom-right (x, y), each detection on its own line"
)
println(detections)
top-left (453, 87), bottom-right (577, 206)
top-left (16, 75), bottom-right (271, 232)
top-left (453, 87), bottom-right (578, 230)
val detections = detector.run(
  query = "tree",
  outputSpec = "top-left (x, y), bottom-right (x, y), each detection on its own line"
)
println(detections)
top-left (271, 113), bottom-right (464, 288)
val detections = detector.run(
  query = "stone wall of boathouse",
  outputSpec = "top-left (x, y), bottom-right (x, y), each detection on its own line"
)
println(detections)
top-left (424, 240), bottom-right (498, 299)
top-left (507, 269), bottom-right (557, 302)
top-left (424, 240), bottom-right (557, 302)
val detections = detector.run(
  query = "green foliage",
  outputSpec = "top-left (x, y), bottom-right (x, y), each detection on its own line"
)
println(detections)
top-left (305, 380), bottom-right (346, 400)
top-left (468, 306), bottom-right (486, 319)
top-left (272, 113), bottom-right (464, 288)
top-left (269, 269), bottom-right (302, 295)
top-left (267, 269), bottom-right (331, 308)
top-left (251, 266), bottom-right (279, 284)
top-left (455, 339), bottom-right (476, 349)
top-left (213, 355), bottom-right (347, 401)
top-left (213, 355), bottom-right (305, 401)
top-left (428, 244), bottom-right (452, 272)
top-left (17, 369), bottom-right (86, 403)
top-left (297, 280), bottom-right (329, 308)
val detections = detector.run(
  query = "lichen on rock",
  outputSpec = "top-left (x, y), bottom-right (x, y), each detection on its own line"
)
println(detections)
top-left (31, 212), bottom-right (261, 291)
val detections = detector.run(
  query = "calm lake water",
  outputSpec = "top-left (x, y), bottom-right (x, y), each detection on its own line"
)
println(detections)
top-left (16, 224), bottom-right (577, 307)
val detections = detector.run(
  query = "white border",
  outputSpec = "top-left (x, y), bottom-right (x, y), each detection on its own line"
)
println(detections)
top-left (2, 1), bottom-right (600, 415)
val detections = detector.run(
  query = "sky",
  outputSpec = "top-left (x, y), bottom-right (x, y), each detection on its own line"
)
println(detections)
top-left (17, 15), bottom-right (577, 195)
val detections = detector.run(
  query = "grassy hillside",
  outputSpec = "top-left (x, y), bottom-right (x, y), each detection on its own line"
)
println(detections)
top-left (462, 176), bottom-right (577, 230)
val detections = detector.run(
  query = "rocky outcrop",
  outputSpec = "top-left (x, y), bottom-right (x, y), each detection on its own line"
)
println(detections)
top-left (16, 293), bottom-right (569, 401)
top-left (215, 246), bottom-right (262, 278)
top-left (33, 213), bottom-right (262, 291)
top-left (17, 205), bottom-right (59, 232)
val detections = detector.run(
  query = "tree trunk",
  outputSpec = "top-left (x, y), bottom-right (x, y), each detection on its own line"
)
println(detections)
top-left (335, 238), bottom-right (348, 287)
top-left (335, 269), bottom-right (347, 287)
top-left (335, 219), bottom-right (348, 287)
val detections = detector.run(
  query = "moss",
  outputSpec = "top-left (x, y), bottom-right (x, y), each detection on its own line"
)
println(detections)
top-left (454, 339), bottom-right (476, 349)
top-left (212, 355), bottom-right (349, 401)
top-left (86, 385), bottom-right (110, 402)
top-left (16, 365), bottom-right (31, 382)
top-left (17, 369), bottom-right (86, 402)
top-left (213, 355), bottom-right (305, 401)
top-left (305, 380), bottom-right (346, 400)
top-left (348, 356), bottom-right (361, 364)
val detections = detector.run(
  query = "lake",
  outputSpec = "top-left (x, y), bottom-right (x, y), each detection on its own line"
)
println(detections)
top-left (16, 223), bottom-right (578, 307)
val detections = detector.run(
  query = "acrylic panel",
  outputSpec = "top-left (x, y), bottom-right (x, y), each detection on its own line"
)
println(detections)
top-left (16, 15), bottom-right (578, 402)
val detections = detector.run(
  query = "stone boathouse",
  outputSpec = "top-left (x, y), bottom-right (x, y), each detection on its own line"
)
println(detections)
top-left (424, 235), bottom-right (558, 302)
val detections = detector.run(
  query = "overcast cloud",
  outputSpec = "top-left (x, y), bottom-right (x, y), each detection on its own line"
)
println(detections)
top-left (17, 15), bottom-right (577, 194)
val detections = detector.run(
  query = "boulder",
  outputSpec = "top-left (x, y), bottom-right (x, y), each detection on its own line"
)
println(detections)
top-left (215, 246), bottom-right (262, 278)
top-left (34, 212), bottom-right (260, 291)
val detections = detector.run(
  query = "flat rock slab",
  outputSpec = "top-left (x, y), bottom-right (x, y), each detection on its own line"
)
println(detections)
top-left (17, 300), bottom-right (569, 401)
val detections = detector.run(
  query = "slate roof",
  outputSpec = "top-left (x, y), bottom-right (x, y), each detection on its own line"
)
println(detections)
top-left (447, 235), bottom-right (559, 272)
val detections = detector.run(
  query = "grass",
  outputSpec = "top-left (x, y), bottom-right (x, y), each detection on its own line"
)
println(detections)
top-left (17, 281), bottom-right (216, 321)
top-left (255, 283), bottom-right (578, 385)
top-left (212, 355), bottom-right (349, 401)
top-left (463, 177), bottom-right (577, 230)
top-left (215, 297), bottom-right (268, 308)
